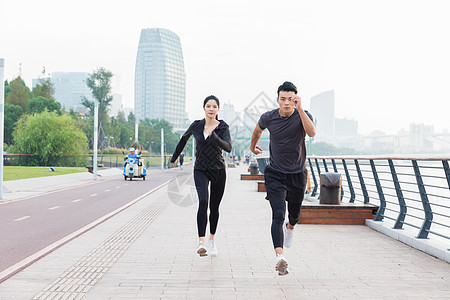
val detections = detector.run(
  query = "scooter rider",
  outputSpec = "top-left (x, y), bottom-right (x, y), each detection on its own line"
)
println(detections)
top-left (124, 147), bottom-right (138, 176)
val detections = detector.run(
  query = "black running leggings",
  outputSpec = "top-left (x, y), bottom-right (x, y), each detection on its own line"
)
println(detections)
top-left (264, 167), bottom-right (307, 248)
top-left (194, 168), bottom-right (227, 237)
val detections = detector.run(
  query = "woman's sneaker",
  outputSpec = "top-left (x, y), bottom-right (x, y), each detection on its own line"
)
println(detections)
top-left (283, 220), bottom-right (294, 248)
top-left (207, 239), bottom-right (218, 256)
top-left (275, 254), bottom-right (289, 276)
top-left (197, 242), bottom-right (208, 257)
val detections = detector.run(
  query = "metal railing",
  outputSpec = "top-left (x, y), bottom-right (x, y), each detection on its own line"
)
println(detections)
top-left (307, 156), bottom-right (450, 243)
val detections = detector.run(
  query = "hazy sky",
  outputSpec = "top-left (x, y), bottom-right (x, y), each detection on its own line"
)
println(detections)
top-left (1, 0), bottom-right (449, 135)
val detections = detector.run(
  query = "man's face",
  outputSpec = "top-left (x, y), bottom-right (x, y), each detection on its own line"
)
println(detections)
top-left (277, 91), bottom-right (296, 113)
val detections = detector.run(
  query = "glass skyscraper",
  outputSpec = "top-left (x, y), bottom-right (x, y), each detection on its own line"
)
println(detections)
top-left (134, 28), bottom-right (186, 129)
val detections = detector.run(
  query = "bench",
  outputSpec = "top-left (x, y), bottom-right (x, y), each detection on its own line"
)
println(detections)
top-left (86, 164), bottom-right (104, 174)
top-left (300, 202), bottom-right (378, 225)
top-left (241, 174), bottom-right (264, 181)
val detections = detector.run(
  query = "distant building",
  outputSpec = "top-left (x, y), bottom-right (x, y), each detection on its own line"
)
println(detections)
top-left (310, 90), bottom-right (335, 143)
top-left (110, 93), bottom-right (123, 117)
top-left (335, 117), bottom-right (358, 137)
top-left (134, 28), bottom-right (186, 129)
top-left (32, 72), bottom-right (93, 113)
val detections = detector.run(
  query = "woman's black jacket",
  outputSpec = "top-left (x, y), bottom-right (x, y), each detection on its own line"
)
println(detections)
top-left (170, 119), bottom-right (232, 171)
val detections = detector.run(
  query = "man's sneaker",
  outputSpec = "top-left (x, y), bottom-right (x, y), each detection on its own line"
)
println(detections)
top-left (283, 219), bottom-right (294, 248)
top-left (207, 239), bottom-right (217, 256)
top-left (197, 242), bottom-right (208, 257)
top-left (275, 254), bottom-right (289, 276)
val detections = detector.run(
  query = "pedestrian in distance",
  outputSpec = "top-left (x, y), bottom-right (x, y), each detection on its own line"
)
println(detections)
top-left (250, 81), bottom-right (316, 275)
top-left (171, 95), bottom-right (232, 257)
top-left (179, 152), bottom-right (184, 170)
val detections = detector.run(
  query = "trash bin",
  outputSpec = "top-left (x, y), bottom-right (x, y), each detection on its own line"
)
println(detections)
top-left (319, 172), bottom-right (342, 204)
top-left (249, 161), bottom-right (259, 175)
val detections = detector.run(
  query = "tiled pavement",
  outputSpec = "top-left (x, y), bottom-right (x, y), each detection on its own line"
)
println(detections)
top-left (0, 165), bottom-right (449, 299)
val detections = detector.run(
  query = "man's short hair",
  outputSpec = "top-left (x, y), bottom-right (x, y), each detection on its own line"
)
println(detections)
top-left (277, 81), bottom-right (298, 95)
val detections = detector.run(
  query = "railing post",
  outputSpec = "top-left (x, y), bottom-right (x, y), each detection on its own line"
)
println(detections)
top-left (388, 159), bottom-right (407, 229)
top-left (443, 160), bottom-right (450, 190)
top-left (342, 159), bottom-right (355, 203)
top-left (332, 159), bottom-right (344, 201)
top-left (412, 160), bottom-right (433, 239)
top-left (308, 158), bottom-right (318, 196)
top-left (355, 159), bottom-right (369, 203)
top-left (315, 158), bottom-right (321, 176)
top-left (322, 159), bottom-right (329, 172)
top-left (370, 160), bottom-right (385, 221)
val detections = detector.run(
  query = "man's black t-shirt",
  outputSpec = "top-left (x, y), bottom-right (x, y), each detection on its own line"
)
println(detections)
top-left (258, 108), bottom-right (313, 174)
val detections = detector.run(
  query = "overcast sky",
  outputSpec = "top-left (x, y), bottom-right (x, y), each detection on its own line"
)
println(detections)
top-left (1, 0), bottom-right (449, 135)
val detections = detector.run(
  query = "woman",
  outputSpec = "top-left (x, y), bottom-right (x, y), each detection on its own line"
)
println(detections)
top-left (171, 95), bottom-right (232, 257)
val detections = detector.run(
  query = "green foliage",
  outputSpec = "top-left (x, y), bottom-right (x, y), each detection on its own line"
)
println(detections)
top-left (81, 67), bottom-right (114, 149)
top-left (13, 111), bottom-right (88, 165)
top-left (5, 76), bottom-right (31, 111)
top-left (26, 96), bottom-right (62, 114)
top-left (32, 68), bottom-right (55, 99)
top-left (309, 142), bottom-right (358, 156)
top-left (4, 104), bottom-right (23, 145)
top-left (4, 80), bottom-right (11, 99)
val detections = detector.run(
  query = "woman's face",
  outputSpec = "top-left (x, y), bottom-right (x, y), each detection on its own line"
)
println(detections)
top-left (204, 100), bottom-right (219, 119)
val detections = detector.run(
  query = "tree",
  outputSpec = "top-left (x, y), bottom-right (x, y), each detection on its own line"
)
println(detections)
top-left (81, 67), bottom-right (114, 149)
top-left (4, 80), bottom-right (10, 99)
top-left (13, 111), bottom-right (88, 165)
top-left (5, 76), bottom-right (31, 111)
top-left (4, 104), bottom-right (23, 145)
top-left (32, 68), bottom-right (55, 99)
top-left (26, 96), bottom-right (62, 114)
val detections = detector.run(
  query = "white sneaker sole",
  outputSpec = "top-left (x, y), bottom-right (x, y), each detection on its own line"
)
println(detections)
top-left (275, 259), bottom-right (289, 276)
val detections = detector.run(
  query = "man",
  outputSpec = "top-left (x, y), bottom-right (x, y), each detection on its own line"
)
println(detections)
top-left (250, 81), bottom-right (316, 276)
top-left (124, 147), bottom-right (138, 177)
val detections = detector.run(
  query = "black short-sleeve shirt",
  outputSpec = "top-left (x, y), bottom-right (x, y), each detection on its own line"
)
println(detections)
top-left (258, 108), bottom-right (313, 174)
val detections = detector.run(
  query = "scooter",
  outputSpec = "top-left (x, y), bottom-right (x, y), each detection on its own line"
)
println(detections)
top-left (123, 152), bottom-right (147, 181)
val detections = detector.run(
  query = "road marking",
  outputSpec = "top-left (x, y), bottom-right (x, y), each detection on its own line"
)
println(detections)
top-left (90, 193), bottom-right (98, 197)
top-left (115, 186), bottom-right (120, 189)
top-left (14, 216), bottom-right (30, 221)
top-left (48, 206), bottom-right (61, 210)
top-left (104, 189), bottom-right (111, 192)
top-left (72, 199), bottom-right (82, 203)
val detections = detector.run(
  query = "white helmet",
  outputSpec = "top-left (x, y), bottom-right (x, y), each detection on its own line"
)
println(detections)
top-left (129, 147), bottom-right (135, 152)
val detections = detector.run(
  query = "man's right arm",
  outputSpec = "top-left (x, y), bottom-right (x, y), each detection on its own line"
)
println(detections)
top-left (250, 123), bottom-right (264, 155)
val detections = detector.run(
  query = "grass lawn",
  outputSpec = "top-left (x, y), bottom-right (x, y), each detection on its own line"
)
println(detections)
top-left (3, 166), bottom-right (87, 181)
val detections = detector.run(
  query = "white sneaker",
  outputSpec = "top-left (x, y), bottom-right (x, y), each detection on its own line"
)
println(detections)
top-left (275, 255), bottom-right (289, 276)
top-left (283, 219), bottom-right (294, 248)
top-left (207, 239), bottom-right (217, 256)
top-left (197, 242), bottom-right (208, 257)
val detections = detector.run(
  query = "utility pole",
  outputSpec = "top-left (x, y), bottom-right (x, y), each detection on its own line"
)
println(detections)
top-left (93, 104), bottom-right (99, 180)
top-left (161, 128), bottom-right (164, 169)
top-left (0, 58), bottom-right (5, 199)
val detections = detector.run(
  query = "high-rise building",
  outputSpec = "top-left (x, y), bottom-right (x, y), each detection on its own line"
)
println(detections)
top-left (310, 90), bottom-right (335, 143)
top-left (134, 28), bottom-right (186, 129)
top-left (32, 72), bottom-right (93, 112)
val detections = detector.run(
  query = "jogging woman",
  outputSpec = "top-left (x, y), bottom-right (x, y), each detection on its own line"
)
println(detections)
top-left (171, 95), bottom-right (232, 257)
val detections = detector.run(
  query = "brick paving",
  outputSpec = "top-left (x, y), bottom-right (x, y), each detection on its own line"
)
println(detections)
top-left (0, 164), bottom-right (449, 299)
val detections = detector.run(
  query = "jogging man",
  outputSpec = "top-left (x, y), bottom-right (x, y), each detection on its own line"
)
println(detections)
top-left (250, 81), bottom-right (316, 275)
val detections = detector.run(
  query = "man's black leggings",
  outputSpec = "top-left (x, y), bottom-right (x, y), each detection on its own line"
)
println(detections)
top-left (194, 168), bottom-right (226, 237)
top-left (264, 166), bottom-right (307, 248)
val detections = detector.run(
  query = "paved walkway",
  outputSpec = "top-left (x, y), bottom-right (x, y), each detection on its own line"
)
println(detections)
top-left (0, 164), bottom-right (449, 299)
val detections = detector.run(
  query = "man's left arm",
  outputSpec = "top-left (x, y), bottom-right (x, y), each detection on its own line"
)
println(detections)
top-left (293, 95), bottom-right (316, 137)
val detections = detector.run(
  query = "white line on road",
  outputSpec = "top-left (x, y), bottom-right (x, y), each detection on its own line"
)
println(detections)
top-left (72, 199), bottom-right (82, 203)
top-left (14, 216), bottom-right (30, 222)
top-left (90, 193), bottom-right (98, 197)
top-left (104, 189), bottom-right (111, 192)
top-left (115, 186), bottom-right (120, 189)
top-left (48, 206), bottom-right (61, 210)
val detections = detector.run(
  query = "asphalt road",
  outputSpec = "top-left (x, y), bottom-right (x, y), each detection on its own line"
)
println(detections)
top-left (0, 167), bottom-right (185, 273)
